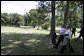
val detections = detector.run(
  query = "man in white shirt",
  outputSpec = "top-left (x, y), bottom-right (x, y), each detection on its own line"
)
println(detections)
top-left (60, 25), bottom-right (74, 54)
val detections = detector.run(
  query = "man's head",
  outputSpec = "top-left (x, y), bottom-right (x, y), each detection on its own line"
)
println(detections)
top-left (62, 24), bottom-right (65, 28)
top-left (66, 25), bottom-right (70, 29)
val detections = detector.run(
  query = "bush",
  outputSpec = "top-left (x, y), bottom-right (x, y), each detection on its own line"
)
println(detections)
top-left (42, 22), bottom-right (50, 30)
top-left (16, 22), bottom-right (20, 27)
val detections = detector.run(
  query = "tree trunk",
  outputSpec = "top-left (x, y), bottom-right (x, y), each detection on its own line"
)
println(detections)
top-left (24, 19), bottom-right (27, 26)
top-left (51, 1), bottom-right (56, 46)
top-left (74, 10), bottom-right (76, 27)
top-left (64, 1), bottom-right (69, 26)
top-left (51, 1), bottom-right (55, 36)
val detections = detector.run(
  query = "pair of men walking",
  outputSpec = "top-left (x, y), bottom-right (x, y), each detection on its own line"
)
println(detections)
top-left (52, 25), bottom-right (74, 54)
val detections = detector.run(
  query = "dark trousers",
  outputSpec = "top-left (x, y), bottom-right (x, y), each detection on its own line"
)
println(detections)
top-left (76, 33), bottom-right (83, 41)
top-left (60, 40), bottom-right (74, 53)
top-left (72, 31), bottom-right (75, 37)
top-left (56, 35), bottom-right (64, 48)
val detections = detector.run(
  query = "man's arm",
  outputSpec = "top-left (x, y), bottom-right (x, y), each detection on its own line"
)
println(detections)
top-left (64, 34), bottom-right (69, 36)
top-left (59, 28), bottom-right (65, 35)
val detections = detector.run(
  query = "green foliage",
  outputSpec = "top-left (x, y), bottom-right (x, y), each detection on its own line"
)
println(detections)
top-left (37, 1), bottom-right (51, 13)
top-left (1, 18), bottom-right (5, 25)
top-left (1, 13), bottom-right (10, 26)
top-left (1, 13), bottom-right (24, 27)
top-left (29, 9), bottom-right (38, 27)
top-left (42, 22), bottom-right (50, 29)
top-left (24, 13), bottom-right (30, 26)
top-left (1, 1), bottom-right (83, 28)
top-left (55, 1), bottom-right (83, 28)
top-left (10, 13), bottom-right (24, 27)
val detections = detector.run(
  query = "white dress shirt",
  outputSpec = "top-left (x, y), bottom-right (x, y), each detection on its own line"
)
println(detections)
top-left (64, 29), bottom-right (72, 39)
top-left (62, 29), bottom-right (72, 45)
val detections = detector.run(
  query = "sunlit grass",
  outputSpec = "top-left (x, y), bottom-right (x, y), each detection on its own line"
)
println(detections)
top-left (1, 26), bottom-right (50, 35)
top-left (1, 26), bottom-right (81, 33)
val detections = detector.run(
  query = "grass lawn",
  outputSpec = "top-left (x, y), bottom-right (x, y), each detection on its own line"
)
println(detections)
top-left (1, 26), bottom-right (83, 55)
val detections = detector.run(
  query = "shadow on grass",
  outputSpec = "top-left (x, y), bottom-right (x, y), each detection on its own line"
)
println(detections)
top-left (1, 33), bottom-right (83, 55)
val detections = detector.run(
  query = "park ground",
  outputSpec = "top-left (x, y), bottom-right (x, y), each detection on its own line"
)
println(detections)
top-left (1, 26), bottom-right (83, 55)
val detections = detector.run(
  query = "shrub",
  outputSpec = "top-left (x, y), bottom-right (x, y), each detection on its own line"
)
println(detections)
top-left (42, 22), bottom-right (50, 29)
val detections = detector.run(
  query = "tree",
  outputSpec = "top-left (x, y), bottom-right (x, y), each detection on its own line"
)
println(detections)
top-left (51, 1), bottom-right (55, 36)
top-left (67, 1), bottom-right (83, 28)
top-left (1, 1), bottom-right (83, 28)
top-left (9, 13), bottom-right (24, 27)
top-left (37, 1), bottom-right (50, 29)
top-left (1, 18), bottom-right (5, 26)
top-left (29, 9), bottom-right (39, 28)
top-left (51, 1), bottom-right (57, 46)
top-left (24, 12), bottom-right (30, 26)
top-left (1, 13), bottom-right (10, 26)
top-left (64, 1), bottom-right (69, 26)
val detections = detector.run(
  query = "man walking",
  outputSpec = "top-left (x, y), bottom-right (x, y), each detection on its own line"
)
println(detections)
top-left (76, 27), bottom-right (83, 41)
top-left (60, 25), bottom-right (74, 54)
top-left (71, 25), bottom-right (76, 37)
top-left (55, 25), bottom-right (66, 48)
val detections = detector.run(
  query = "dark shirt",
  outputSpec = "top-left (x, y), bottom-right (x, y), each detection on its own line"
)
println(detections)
top-left (80, 27), bottom-right (83, 34)
top-left (72, 27), bottom-right (76, 32)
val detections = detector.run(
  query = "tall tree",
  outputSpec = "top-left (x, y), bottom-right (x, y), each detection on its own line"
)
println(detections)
top-left (37, 1), bottom-right (49, 29)
top-left (51, 1), bottom-right (55, 36)
top-left (24, 13), bottom-right (29, 26)
top-left (64, 1), bottom-right (69, 26)
top-left (51, 1), bottom-right (56, 46)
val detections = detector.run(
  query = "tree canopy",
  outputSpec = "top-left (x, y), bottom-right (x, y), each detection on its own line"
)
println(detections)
top-left (1, 1), bottom-right (83, 28)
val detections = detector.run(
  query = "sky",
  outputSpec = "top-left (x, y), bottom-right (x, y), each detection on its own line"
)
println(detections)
top-left (1, 1), bottom-right (38, 15)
